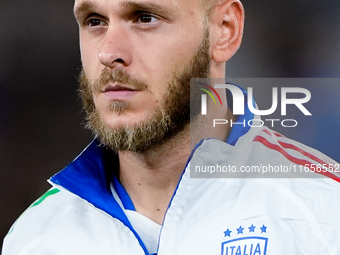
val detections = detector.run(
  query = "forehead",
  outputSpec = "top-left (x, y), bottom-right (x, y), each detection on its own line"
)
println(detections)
top-left (74, 0), bottom-right (203, 16)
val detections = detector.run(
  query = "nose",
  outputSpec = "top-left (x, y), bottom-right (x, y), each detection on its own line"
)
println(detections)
top-left (97, 25), bottom-right (132, 68)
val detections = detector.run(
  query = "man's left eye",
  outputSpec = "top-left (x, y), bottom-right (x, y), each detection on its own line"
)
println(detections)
top-left (138, 14), bottom-right (158, 23)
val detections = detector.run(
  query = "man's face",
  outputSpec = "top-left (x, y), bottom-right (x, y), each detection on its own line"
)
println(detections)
top-left (75, 0), bottom-right (211, 152)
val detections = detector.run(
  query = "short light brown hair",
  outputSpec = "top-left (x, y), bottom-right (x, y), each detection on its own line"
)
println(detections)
top-left (199, 0), bottom-right (218, 20)
top-left (200, 0), bottom-right (216, 11)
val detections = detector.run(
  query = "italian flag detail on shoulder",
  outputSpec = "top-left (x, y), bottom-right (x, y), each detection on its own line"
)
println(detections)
top-left (7, 188), bottom-right (60, 235)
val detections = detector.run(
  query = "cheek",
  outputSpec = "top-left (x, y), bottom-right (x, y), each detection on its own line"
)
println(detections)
top-left (144, 36), bottom-right (202, 83)
top-left (80, 38), bottom-right (101, 80)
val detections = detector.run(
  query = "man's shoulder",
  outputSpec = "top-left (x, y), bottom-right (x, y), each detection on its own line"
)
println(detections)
top-left (2, 185), bottom-right (146, 255)
top-left (191, 126), bottom-right (340, 183)
top-left (2, 188), bottom-right (70, 253)
top-left (241, 127), bottom-right (339, 179)
top-left (8, 188), bottom-right (67, 230)
top-left (235, 127), bottom-right (340, 213)
top-left (2, 187), bottom-right (96, 254)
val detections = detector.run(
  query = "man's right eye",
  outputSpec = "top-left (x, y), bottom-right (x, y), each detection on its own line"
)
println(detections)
top-left (86, 18), bottom-right (106, 27)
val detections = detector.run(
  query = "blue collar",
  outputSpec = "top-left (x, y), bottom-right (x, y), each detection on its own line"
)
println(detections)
top-left (112, 174), bottom-right (135, 210)
top-left (50, 85), bottom-right (254, 254)
top-left (50, 141), bottom-right (149, 254)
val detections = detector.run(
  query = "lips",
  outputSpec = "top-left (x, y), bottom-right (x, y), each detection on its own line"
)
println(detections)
top-left (101, 83), bottom-right (139, 99)
top-left (103, 84), bottom-right (137, 92)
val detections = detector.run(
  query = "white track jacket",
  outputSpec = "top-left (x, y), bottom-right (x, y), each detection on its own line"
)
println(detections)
top-left (3, 92), bottom-right (340, 255)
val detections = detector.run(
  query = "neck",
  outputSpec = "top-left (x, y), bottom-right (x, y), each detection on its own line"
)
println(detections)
top-left (118, 125), bottom-right (191, 224)
top-left (117, 77), bottom-right (234, 224)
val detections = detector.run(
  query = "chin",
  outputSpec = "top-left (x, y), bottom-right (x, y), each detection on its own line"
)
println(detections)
top-left (103, 113), bottom-right (149, 129)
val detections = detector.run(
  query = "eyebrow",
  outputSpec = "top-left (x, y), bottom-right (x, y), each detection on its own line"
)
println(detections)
top-left (121, 1), bottom-right (173, 16)
top-left (74, 1), bottom-right (95, 20)
top-left (74, 0), bottom-right (173, 21)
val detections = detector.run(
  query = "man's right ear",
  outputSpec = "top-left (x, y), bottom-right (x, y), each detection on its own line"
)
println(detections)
top-left (209, 0), bottom-right (244, 63)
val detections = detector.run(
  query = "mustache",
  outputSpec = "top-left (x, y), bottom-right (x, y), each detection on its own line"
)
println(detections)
top-left (93, 68), bottom-right (148, 92)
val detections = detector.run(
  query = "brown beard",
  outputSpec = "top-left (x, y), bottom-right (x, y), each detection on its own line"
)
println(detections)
top-left (79, 29), bottom-right (210, 153)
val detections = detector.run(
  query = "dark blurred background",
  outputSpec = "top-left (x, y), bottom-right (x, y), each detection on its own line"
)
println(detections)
top-left (1, 0), bottom-right (340, 249)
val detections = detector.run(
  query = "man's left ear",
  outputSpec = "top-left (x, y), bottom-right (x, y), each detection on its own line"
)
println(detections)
top-left (210, 0), bottom-right (244, 63)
